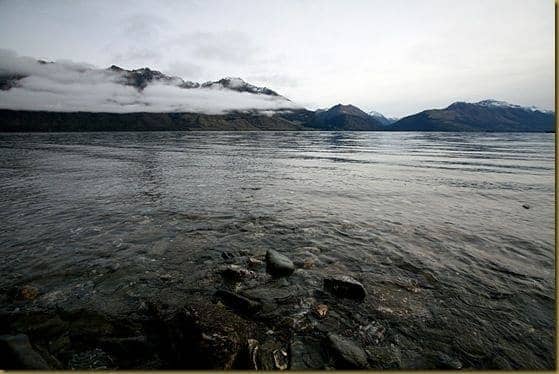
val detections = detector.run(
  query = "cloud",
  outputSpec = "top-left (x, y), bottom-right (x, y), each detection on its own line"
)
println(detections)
top-left (0, 50), bottom-right (300, 114)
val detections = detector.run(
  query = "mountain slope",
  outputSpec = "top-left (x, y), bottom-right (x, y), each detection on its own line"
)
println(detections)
top-left (389, 100), bottom-right (555, 132)
top-left (308, 104), bottom-right (385, 130)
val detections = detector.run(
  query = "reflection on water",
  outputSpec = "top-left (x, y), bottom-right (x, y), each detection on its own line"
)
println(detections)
top-left (0, 131), bottom-right (555, 368)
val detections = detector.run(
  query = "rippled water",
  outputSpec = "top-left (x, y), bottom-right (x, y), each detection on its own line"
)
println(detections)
top-left (0, 131), bottom-right (555, 368)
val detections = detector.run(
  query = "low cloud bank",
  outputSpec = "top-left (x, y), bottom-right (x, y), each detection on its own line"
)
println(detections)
top-left (0, 50), bottom-right (299, 114)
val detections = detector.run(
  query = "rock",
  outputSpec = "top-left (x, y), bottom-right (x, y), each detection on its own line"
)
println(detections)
top-left (522, 204), bottom-right (530, 209)
top-left (359, 323), bottom-right (386, 345)
top-left (290, 336), bottom-right (325, 369)
top-left (68, 348), bottom-right (114, 369)
top-left (247, 257), bottom-right (264, 269)
top-left (219, 265), bottom-right (254, 282)
top-left (265, 250), bottom-right (295, 278)
top-left (221, 251), bottom-right (235, 260)
top-left (323, 275), bottom-right (366, 300)
top-left (16, 285), bottom-right (39, 301)
top-left (313, 304), bottom-right (328, 319)
top-left (241, 287), bottom-right (293, 303)
top-left (365, 344), bottom-right (402, 369)
top-left (273, 348), bottom-right (288, 370)
top-left (215, 289), bottom-right (261, 314)
top-left (0, 334), bottom-right (50, 369)
top-left (326, 333), bottom-right (368, 369)
top-left (436, 353), bottom-right (462, 369)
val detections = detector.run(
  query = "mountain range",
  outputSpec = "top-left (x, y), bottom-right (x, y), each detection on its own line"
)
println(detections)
top-left (0, 60), bottom-right (555, 132)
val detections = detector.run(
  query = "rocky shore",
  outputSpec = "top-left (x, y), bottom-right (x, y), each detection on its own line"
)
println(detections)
top-left (0, 245), bottom-right (554, 370)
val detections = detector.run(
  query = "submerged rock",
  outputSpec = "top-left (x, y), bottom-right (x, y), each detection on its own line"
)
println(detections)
top-left (290, 336), bottom-right (325, 369)
top-left (68, 348), bottom-right (115, 370)
top-left (0, 334), bottom-right (50, 369)
top-left (265, 250), bottom-right (295, 278)
top-left (323, 275), bottom-right (366, 300)
top-left (366, 344), bottom-right (402, 369)
top-left (436, 353), bottom-right (462, 369)
top-left (326, 333), bottom-right (368, 369)
top-left (219, 264), bottom-right (254, 282)
top-left (215, 289), bottom-right (261, 314)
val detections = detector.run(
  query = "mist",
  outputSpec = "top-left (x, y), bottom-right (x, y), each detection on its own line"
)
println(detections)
top-left (0, 50), bottom-right (299, 114)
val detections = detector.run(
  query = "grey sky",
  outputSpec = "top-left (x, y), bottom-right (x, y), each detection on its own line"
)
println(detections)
top-left (0, 0), bottom-right (554, 117)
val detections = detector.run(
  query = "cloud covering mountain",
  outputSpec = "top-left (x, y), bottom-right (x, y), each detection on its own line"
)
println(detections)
top-left (0, 50), bottom-right (298, 114)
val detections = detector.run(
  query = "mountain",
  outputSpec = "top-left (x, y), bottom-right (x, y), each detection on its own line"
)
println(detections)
top-left (0, 109), bottom-right (313, 132)
top-left (389, 100), bottom-right (555, 132)
top-left (368, 110), bottom-right (398, 126)
top-left (307, 104), bottom-right (385, 130)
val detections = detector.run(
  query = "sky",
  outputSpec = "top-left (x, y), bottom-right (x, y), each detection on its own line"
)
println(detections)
top-left (0, 0), bottom-right (554, 117)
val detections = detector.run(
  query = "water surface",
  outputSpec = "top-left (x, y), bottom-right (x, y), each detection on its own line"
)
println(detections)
top-left (0, 131), bottom-right (555, 368)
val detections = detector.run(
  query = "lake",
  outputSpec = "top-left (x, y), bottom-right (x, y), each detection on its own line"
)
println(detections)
top-left (0, 131), bottom-right (555, 369)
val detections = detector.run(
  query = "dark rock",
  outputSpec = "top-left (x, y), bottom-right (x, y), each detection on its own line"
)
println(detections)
top-left (215, 289), bottom-right (261, 314)
top-left (0, 334), bottom-right (50, 369)
top-left (290, 336), bottom-right (325, 369)
top-left (219, 264), bottom-right (254, 282)
top-left (265, 250), bottom-right (295, 278)
top-left (221, 251), bottom-right (235, 260)
top-left (68, 348), bottom-right (115, 369)
top-left (436, 352), bottom-right (463, 369)
top-left (365, 344), bottom-right (402, 369)
top-left (326, 333), bottom-right (368, 369)
top-left (522, 204), bottom-right (530, 209)
top-left (324, 275), bottom-right (366, 300)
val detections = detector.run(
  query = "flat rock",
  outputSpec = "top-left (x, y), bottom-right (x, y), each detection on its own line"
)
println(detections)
top-left (266, 250), bottom-right (295, 278)
top-left (323, 275), bottom-right (366, 300)
top-left (326, 333), bottom-right (368, 369)
top-left (215, 289), bottom-right (261, 314)
top-left (0, 334), bottom-right (50, 369)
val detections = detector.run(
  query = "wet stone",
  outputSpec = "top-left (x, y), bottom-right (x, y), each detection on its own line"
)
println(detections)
top-left (0, 334), bottom-right (50, 369)
top-left (324, 275), bottom-right (366, 300)
top-left (265, 250), bottom-right (295, 278)
top-left (290, 336), bottom-right (325, 369)
top-left (436, 352), bottom-right (463, 369)
top-left (522, 204), bottom-right (530, 209)
top-left (219, 264), bottom-right (254, 282)
top-left (68, 348), bottom-right (115, 370)
top-left (326, 333), bottom-right (368, 369)
top-left (365, 344), bottom-right (402, 369)
top-left (215, 289), bottom-right (261, 314)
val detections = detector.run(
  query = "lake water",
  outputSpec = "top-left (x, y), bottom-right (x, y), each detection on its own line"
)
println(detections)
top-left (0, 131), bottom-right (555, 369)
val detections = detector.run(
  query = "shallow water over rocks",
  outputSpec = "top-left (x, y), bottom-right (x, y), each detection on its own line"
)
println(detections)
top-left (0, 131), bottom-right (555, 369)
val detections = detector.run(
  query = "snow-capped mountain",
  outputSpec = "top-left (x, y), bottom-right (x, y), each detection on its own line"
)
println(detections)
top-left (473, 99), bottom-right (553, 114)
top-left (391, 99), bottom-right (555, 132)
top-left (368, 110), bottom-right (398, 126)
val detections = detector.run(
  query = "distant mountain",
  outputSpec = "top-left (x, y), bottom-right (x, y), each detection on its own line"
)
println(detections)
top-left (307, 104), bottom-right (385, 130)
top-left (368, 110), bottom-right (398, 126)
top-left (389, 100), bottom-right (555, 132)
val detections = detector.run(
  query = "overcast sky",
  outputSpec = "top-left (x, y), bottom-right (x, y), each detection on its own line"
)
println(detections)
top-left (0, 0), bottom-right (554, 117)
